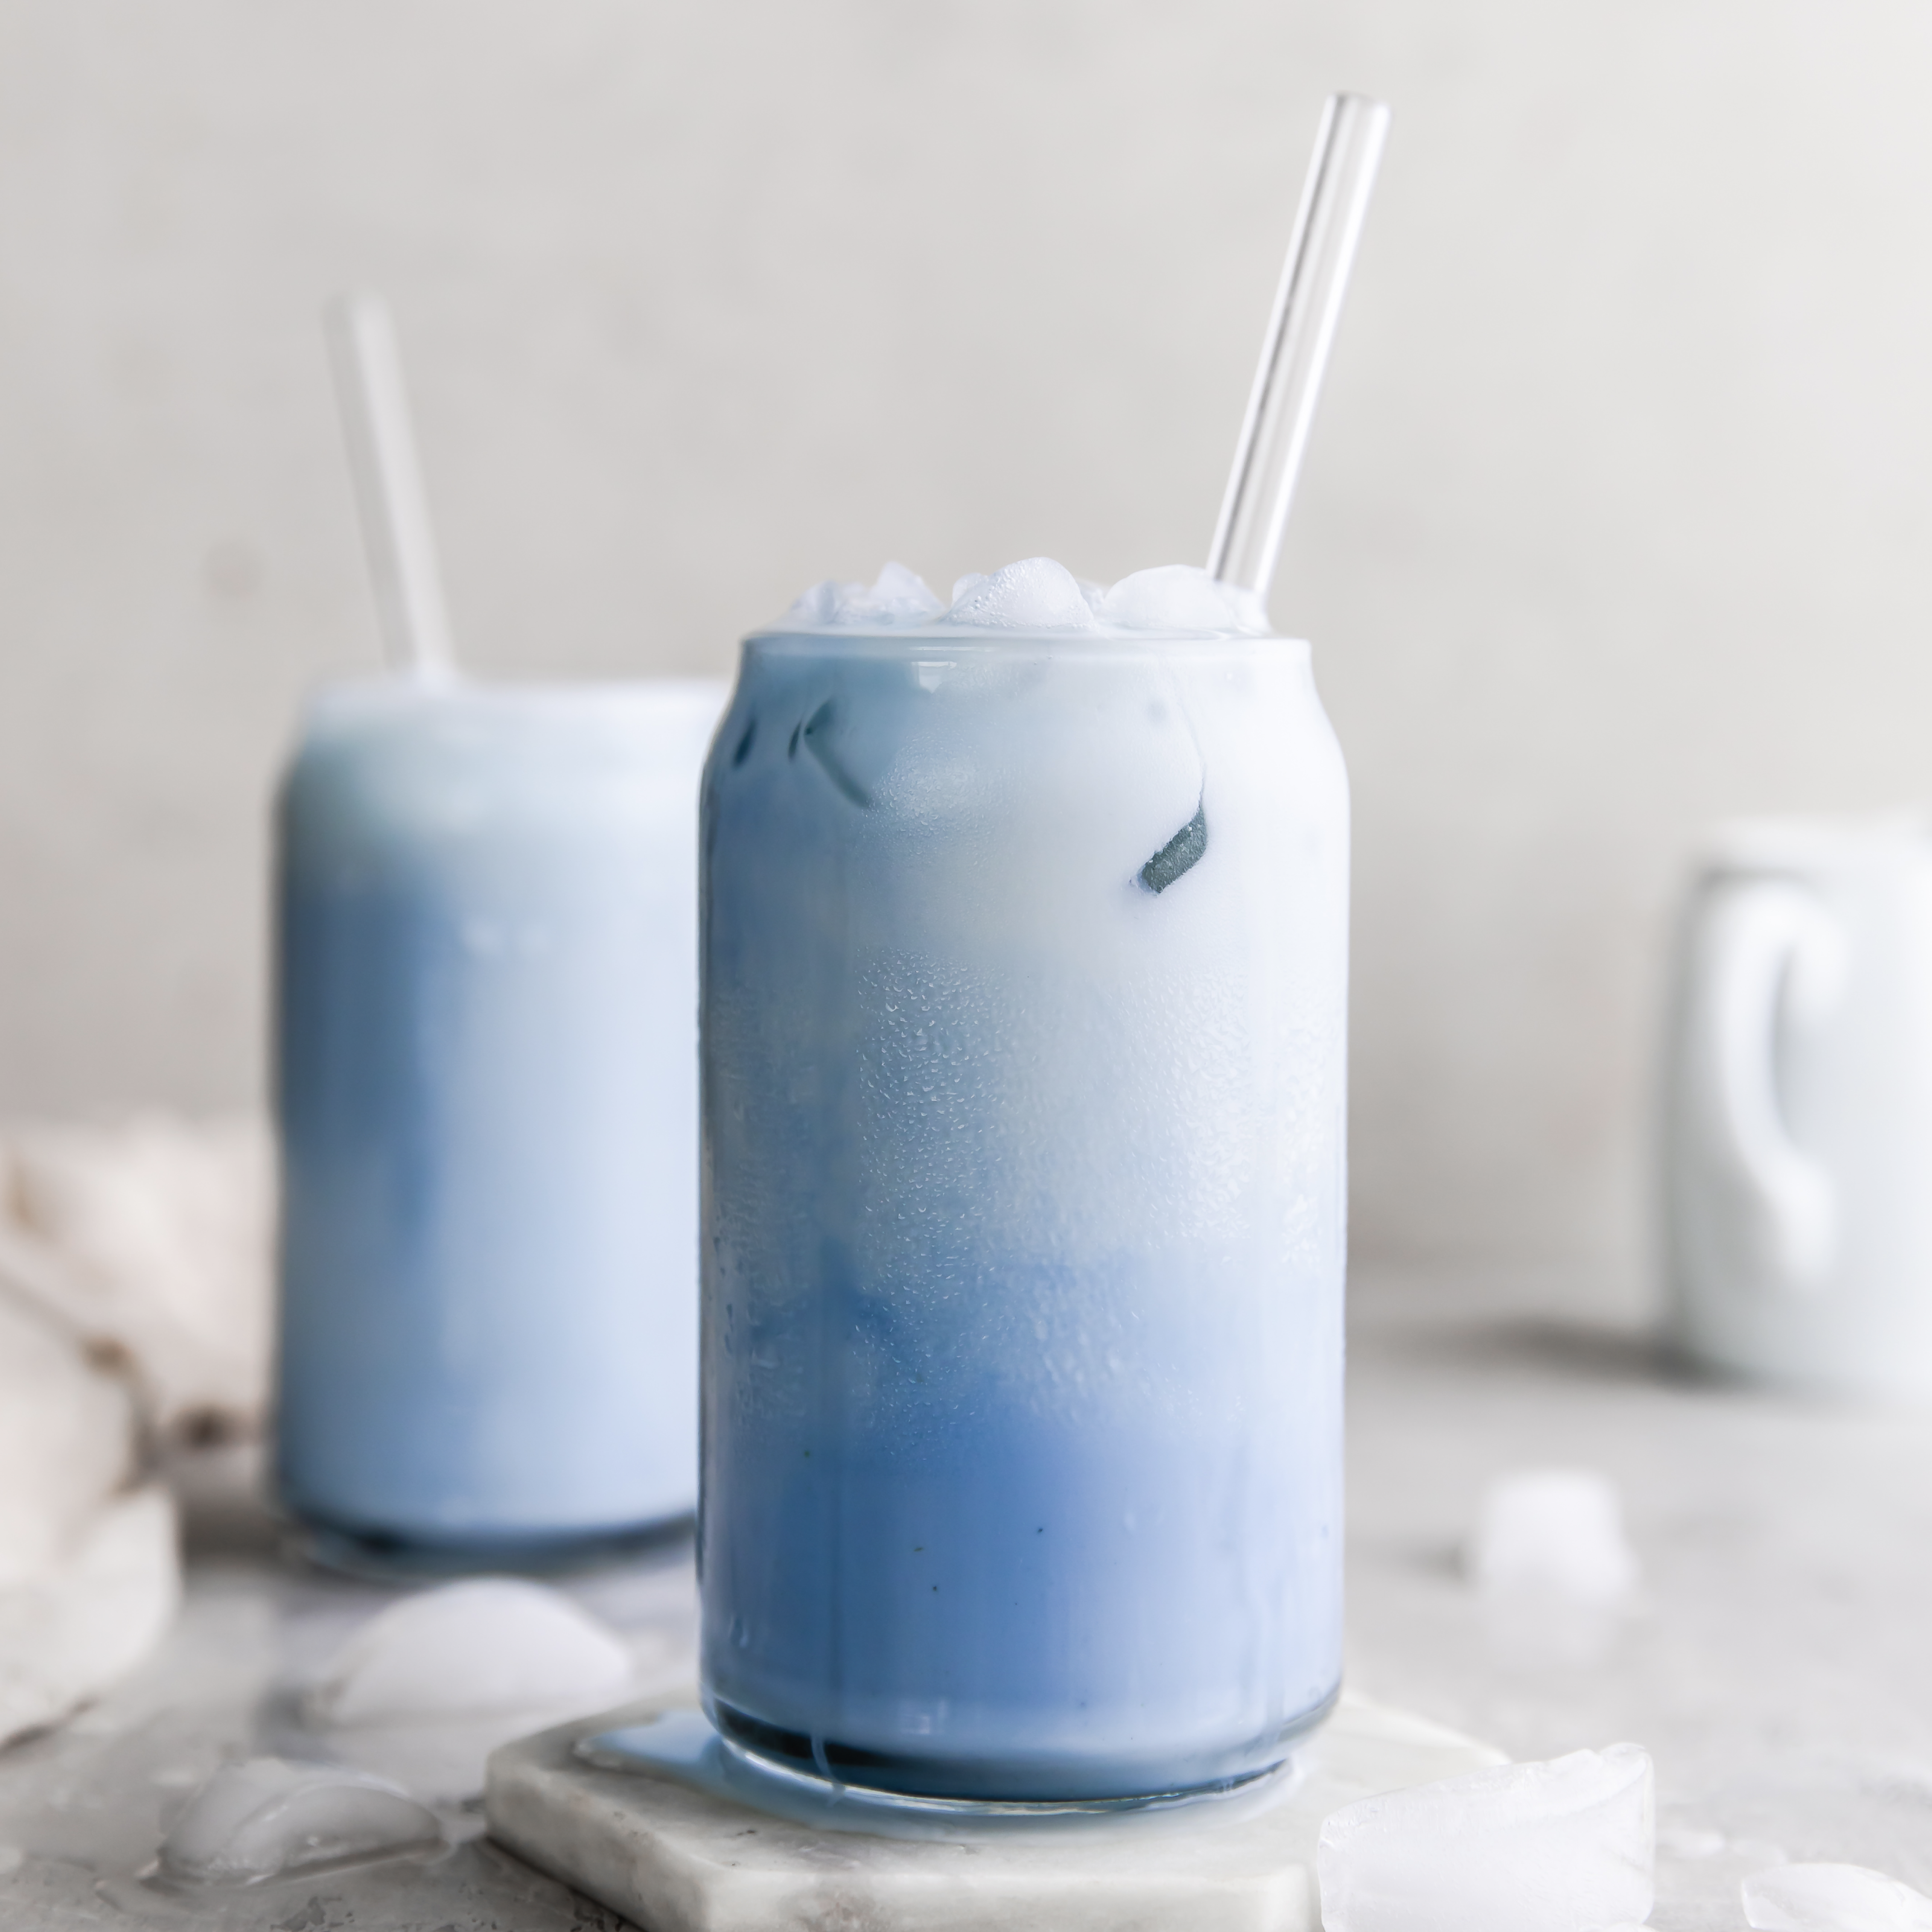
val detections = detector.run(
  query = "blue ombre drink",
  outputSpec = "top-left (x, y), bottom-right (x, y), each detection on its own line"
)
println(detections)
top-left (699, 559), bottom-right (1349, 1801)
top-left (275, 677), bottom-right (723, 1566)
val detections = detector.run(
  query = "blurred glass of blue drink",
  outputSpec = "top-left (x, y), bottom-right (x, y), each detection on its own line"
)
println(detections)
top-left (698, 558), bottom-right (1349, 1799)
top-left (275, 676), bottom-right (724, 1568)
top-left (273, 293), bottom-right (726, 1567)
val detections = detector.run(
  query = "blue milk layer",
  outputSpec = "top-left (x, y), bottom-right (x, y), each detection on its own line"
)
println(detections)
top-left (275, 681), bottom-right (714, 1546)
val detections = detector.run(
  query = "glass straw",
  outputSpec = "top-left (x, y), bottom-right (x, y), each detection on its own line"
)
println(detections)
top-left (325, 292), bottom-right (457, 680)
top-left (1208, 93), bottom-right (1391, 610)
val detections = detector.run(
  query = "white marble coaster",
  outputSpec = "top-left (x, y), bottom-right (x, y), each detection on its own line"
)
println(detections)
top-left (485, 1692), bottom-right (1503, 1932)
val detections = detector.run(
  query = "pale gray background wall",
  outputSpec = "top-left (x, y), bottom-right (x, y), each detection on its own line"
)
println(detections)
top-left (1, 1), bottom-right (1929, 1274)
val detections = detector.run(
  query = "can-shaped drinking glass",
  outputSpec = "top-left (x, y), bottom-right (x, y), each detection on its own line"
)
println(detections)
top-left (699, 620), bottom-right (1348, 1801)
top-left (275, 676), bottom-right (723, 1568)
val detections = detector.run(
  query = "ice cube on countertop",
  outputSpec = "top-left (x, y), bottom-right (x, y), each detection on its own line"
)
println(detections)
top-left (1469, 1467), bottom-right (1641, 1604)
top-left (1743, 1862), bottom-right (1932, 1931)
top-left (1317, 1741), bottom-right (1655, 1932)
top-left (158, 1758), bottom-right (440, 1886)
top-left (305, 1578), bottom-right (634, 1727)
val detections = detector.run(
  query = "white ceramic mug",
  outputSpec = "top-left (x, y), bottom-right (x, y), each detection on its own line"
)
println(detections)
top-left (1662, 812), bottom-right (1932, 1396)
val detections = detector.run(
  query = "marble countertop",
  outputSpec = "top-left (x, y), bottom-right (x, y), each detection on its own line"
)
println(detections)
top-left (1345, 1264), bottom-right (1932, 1921)
top-left (2, 1262), bottom-right (1928, 1930)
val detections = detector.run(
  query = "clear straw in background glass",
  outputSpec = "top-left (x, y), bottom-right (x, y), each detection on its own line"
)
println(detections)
top-left (1208, 92), bottom-right (1392, 612)
top-left (324, 292), bottom-right (458, 681)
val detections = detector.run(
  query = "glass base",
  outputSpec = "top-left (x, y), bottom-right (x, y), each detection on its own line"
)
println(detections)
top-left (285, 1505), bottom-right (693, 1582)
top-left (706, 1682), bottom-right (1339, 1810)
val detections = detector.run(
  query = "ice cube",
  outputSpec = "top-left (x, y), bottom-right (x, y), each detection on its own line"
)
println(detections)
top-left (1743, 1863), bottom-right (1932, 1931)
top-left (1099, 564), bottom-right (1269, 635)
top-left (787, 579), bottom-right (843, 625)
top-left (786, 563), bottom-right (943, 628)
top-left (1469, 1469), bottom-right (1640, 1605)
top-left (1139, 802), bottom-right (1208, 894)
top-left (799, 699), bottom-right (870, 807)
top-left (945, 557), bottom-right (1097, 631)
top-left (1316, 1742), bottom-right (1655, 1932)
top-left (157, 1758), bottom-right (440, 1885)
top-left (859, 561), bottom-right (944, 623)
top-left (305, 1578), bottom-right (634, 1727)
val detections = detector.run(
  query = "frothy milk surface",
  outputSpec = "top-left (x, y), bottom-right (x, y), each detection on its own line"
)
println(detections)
top-left (699, 560), bottom-right (1349, 1800)
top-left (276, 678), bottom-right (721, 1552)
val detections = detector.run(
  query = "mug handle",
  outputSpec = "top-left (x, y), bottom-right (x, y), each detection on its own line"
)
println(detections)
top-left (1705, 880), bottom-right (1844, 1289)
